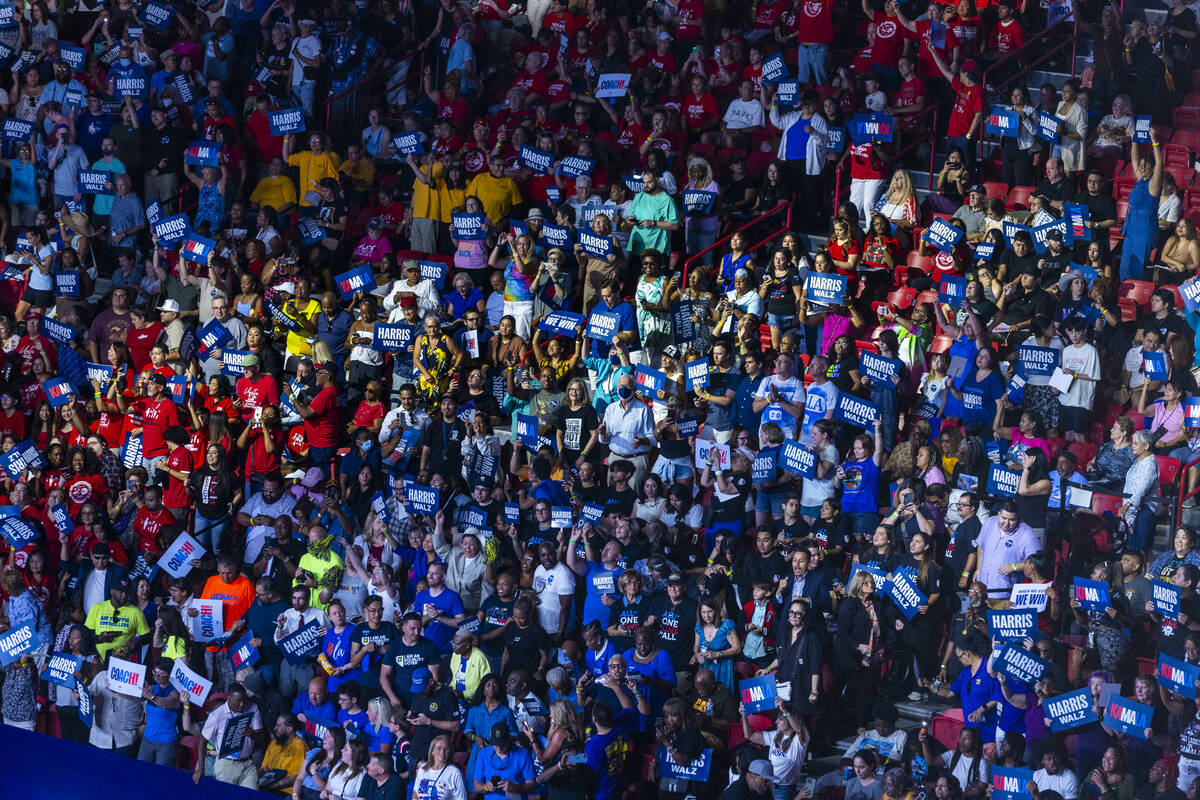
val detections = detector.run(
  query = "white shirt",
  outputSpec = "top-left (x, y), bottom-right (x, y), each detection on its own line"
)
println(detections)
top-left (412, 762), bottom-right (467, 800)
top-left (291, 35), bottom-right (322, 86)
top-left (83, 567), bottom-right (108, 614)
top-left (273, 606), bottom-right (330, 641)
top-left (532, 562), bottom-right (576, 634)
top-left (601, 399), bottom-right (655, 456)
top-left (941, 748), bottom-right (990, 790)
top-left (1032, 768), bottom-right (1079, 800)
top-left (201, 699), bottom-right (264, 760)
top-left (240, 492), bottom-right (298, 563)
top-left (754, 374), bottom-right (805, 439)
top-left (1123, 345), bottom-right (1149, 390)
top-left (723, 98), bottom-right (765, 130)
top-left (763, 729), bottom-right (809, 786)
top-left (325, 766), bottom-right (366, 800)
top-left (1059, 342), bottom-right (1099, 410)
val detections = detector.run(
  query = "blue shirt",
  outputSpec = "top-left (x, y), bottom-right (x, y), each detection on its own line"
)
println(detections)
top-left (582, 563), bottom-right (620, 627)
top-left (292, 694), bottom-right (337, 724)
top-left (585, 640), bottom-right (616, 677)
top-left (143, 683), bottom-right (180, 742)
top-left (472, 745), bottom-right (536, 800)
top-left (585, 709), bottom-right (635, 800)
top-left (734, 374), bottom-right (763, 431)
top-left (588, 299), bottom-right (639, 358)
top-left (413, 587), bottom-right (465, 654)
top-left (950, 661), bottom-right (1002, 741)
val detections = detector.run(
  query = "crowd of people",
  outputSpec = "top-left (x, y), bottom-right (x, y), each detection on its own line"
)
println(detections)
top-left (3, 1), bottom-right (1200, 800)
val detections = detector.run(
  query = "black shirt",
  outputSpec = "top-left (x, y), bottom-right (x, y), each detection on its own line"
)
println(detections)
top-left (1137, 311), bottom-right (1191, 342)
top-left (351, 621), bottom-right (397, 690)
top-left (478, 595), bottom-right (514, 657)
top-left (608, 595), bottom-right (649, 634)
top-left (409, 684), bottom-right (459, 766)
top-left (553, 403), bottom-right (600, 462)
top-left (420, 417), bottom-right (468, 476)
top-left (1001, 287), bottom-right (1054, 325)
top-left (1035, 177), bottom-right (1072, 204)
top-left (649, 594), bottom-right (698, 669)
top-left (358, 774), bottom-right (403, 800)
top-left (382, 635), bottom-right (441, 696)
top-left (503, 620), bottom-right (549, 667)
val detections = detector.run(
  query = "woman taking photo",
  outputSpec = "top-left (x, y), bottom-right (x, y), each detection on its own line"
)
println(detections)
top-left (739, 696), bottom-right (810, 799)
top-left (1069, 558), bottom-right (1132, 675)
top-left (528, 700), bottom-right (588, 800)
top-left (488, 231), bottom-right (542, 340)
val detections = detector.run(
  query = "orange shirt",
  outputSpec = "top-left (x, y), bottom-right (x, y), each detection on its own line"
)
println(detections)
top-left (201, 574), bottom-right (255, 633)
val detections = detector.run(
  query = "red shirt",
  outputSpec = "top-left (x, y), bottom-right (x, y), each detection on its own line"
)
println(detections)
top-left (63, 473), bottom-right (109, 516)
top-left (989, 18), bottom-right (1023, 52)
top-left (0, 409), bottom-right (25, 440)
top-left (244, 426), bottom-right (284, 478)
top-left (437, 96), bottom-right (472, 129)
top-left (304, 385), bottom-right (339, 448)
top-left (163, 445), bottom-right (193, 508)
top-left (947, 76), bottom-right (983, 138)
top-left (871, 12), bottom-right (905, 66)
top-left (676, 0), bottom-right (704, 40)
top-left (894, 77), bottom-right (929, 127)
top-left (949, 18), bottom-right (982, 53)
top-left (236, 374), bottom-right (280, 420)
top-left (913, 20), bottom-right (959, 77)
top-left (15, 335), bottom-right (56, 373)
top-left (134, 506), bottom-right (176, 554)
top-left (140, 395), bottom-right (180, 458)
top-left (245, 109), bottom-right (283, 163)
top-left (682, 93), bottom-right (719, 130)
top-left (647, 51), bottom-right (677, 75)
top-left (511, 70), bottom-right (549, 100)
top-left (795, 0), bottom-right (834, 43)
top-left (543, 10), bottom-right (583, 37)
top-left (849, 141), bottom-right (887, 180)
top-left (754, 0), bottom-right (785, 30)
top-left (125, 322), bottom-right (163, 371)
top-left (353, 401), bottom-right (385, 430)
top-left (93, 411), bottom-right (125, 448)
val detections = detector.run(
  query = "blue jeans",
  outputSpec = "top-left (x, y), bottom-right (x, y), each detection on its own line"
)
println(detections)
top-left (195, 512), bottom-right (229, 555)
top-left (686, 227), bottom-right (717, 266)
top-left (1130, 504), bottom-right (1156, 553)
top-left (310, 445), bottom-right (335, 479)
top-left (796, 43), bottom-right (828, 84)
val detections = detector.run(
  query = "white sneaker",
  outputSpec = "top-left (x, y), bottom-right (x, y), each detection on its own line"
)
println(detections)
top-left (908, 690), bottom-right (925, 701)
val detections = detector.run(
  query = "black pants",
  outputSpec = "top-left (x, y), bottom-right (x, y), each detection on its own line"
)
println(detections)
top-left (57, 705), bottom-right (90, 745)
top-left (1001, 141), bottom-right (1034, 187)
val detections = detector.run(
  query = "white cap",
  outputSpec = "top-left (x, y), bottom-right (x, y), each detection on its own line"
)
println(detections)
top-left (156, 299), bottom-right (181, 313)
top-left (275, 281), bottom-right (296, 295)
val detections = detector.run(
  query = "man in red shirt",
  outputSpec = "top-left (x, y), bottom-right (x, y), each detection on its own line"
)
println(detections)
top-left (133, 485), bottom-right (177, 555)
top-left (245, 94), bottom-right (284, 168)
top-left (930, 50), bottom-right (985, 171)
top-left (895, 1), bottom-right (960, 82)
top-left (682, 75), bottom-right (720, 138)
top-left (159, 427), bottom-right (194, 523)
top-left (289, 362), bottom-right (339, 479)
top-left (989, 1), bottom-right (1024, 55)
top-left (127, 373), bottom-right (180, 481)
top-left (794, 0), bottom-right (834, 84)
top-left (15, 313), bottom-right (57, 373)
top-left (236, 354), bottom-right (280, 423)
top-left (887, 56), bottom-right (930, 138)
top-left (861, 0), bottom-right (909, 91)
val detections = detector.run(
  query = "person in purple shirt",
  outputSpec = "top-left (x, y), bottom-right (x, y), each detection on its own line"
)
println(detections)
top-left (974, 500), bottom-right (1041, 600)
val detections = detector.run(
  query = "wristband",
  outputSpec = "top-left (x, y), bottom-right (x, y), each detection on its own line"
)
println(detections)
top-left (961, 570), bottom-right (969, 578)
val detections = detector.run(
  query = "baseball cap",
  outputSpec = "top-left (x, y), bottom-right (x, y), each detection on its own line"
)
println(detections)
top-left (91, 542), bottom-right (111, 557)
top-left (490, 721), bottom-right (512, 746)
top-left (111, 576), bottom-right (131, 594)
top-left (150, 373), bottom-right (169, 386)
top-left (961, 59), bottom-right (980, 75)
top-left (367, 217), bottom-right (383, 230)
top-left (662, 344), bottom-right (681, 360)
top-left (242, 353), bottom-right (260, 367)
top-left (314, 361), bottom-right (334, 374)
top-left (748, 760), bottom-right (775, 781)
top-left (156, 299), bottom-right (181, 313)
top-left (409, 666), bottom-right (432, 693)
top-left (275, 281), bottom-right (296, 295)
top-left (968, 183), bottom-right (987, 196)
top-left (403, 259), bottom-right (421, 272)
top-left (667, 572), bottom-right (685, 584)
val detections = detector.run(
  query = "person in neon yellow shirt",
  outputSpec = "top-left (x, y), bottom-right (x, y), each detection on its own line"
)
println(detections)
top-left (85, 579), bottom-right (151, 659)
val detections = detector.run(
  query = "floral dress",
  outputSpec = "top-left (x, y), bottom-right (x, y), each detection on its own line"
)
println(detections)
top-left (195, 181), bottom-right (226, 231)
top-left (416, 334), bottom-right (454, 411)
top-left (635, 274), bottom-right (672, 352)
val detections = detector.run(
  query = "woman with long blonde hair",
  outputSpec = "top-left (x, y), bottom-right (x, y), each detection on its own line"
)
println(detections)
top-left (411, 734), bottom-right (467, 800)
top-left (879, 170), bottom-right (918, 248)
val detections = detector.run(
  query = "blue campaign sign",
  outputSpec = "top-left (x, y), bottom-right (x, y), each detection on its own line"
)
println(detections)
top-left (804, 271), bottom-right (847, 306)
top-left (166, 375), bottom-right (194, 405)
top-left (634, 365), bottom-right (667, 398)
top-left (195, 318), bottom-right (231, 359)
top-left (220, 349), bottom-right (255, 378)
top-left (577, 230), bottom-right (613, 259)
top-left (451, 212), bottom-right (488, 241)
top-left (1, 440), bottom-right (45, 480)
top-left (833, 394), bottom-right (878, 430)
top-left (1002, 220), bottom-right (1032, 249)
top-left (752, 451), bottom-right (777, 483)
top-left (371, 323), bottom-right (418, 352)
top-left (58, 43), bottom-right (86, 71)
top-left (774, 80), bottom-right (799, 107)
top-left (141, 0), bottom-right (175, 28)
top-left (684, 358), bottom-right (709, 392)
top-left (586, 310), bottom-right (619, 342)
top-left (404, 481), bottom-right (440, 515)
top-left (0, 5), bottom-right (14, 29)
top-left (54, 269), bottom-right (80, 297)
top-left (938, 275), bottom-right (967, 305)
top-left (264, 300), bottom-right (300, 333)
top-left (228, 633), bottom-right (260, 669)
top-left (1063, 202), bottom-right (1090, 242)
top-left (995, 644), bottom-right (1049, 685)
top-left (1044, 686), bottom-right (1099, 731)
top-left (987, 608), bottom-right (1038, 642)
top-left (120, 432), bottom-right (144, 468)
top-left (268, 107), bottom-right (306, 137)
top-left (1182, 277), bottom-right (1200, 313)
top-left (180, 233), bottom-right (215, 264)
top-left (1105, 695), bottom-right (1152, 739)
top-left (42, 651), bottom-right (83, 688)
top-left (860, 350), bottom-right (902, 384)
top-left (44, 378), bottom-right (75, 408)
top-left (991, 766), bottom-right (1034, 800)
top-left (884, 569), bottom-right (927, 620)
top-left (1, 117), bottom-right (32, 141)
top-left (657, 746), bottom-right (713, 781)
top-left (1036, 110), bottom-right (1061, 142)
top-left (850, 113), bottom-right (894, 143)
top-left (0, 516), bottom-right (40, 549)
top-left (974, 241), bottom-right (997, 260)
top-left (545, 186), bottom-right (562, 204)
top-left (540, 223), bottom-right (572, 250)
top-left (551, 506), bottom-right (573, 528)
top-left (1186, 398), bottom-right (1200, 429)
top-left (1144, 351), bottom-right (1169, 381)
top-left (77, 169), bottom-right (112, 194)
top-left (738, 674), bottom-right (777, 712)
top-left (371, 490), bottom-right (393, 523)
top-left (580, 502), bottom-right (604, 525)
top-left (42, 317), bottom-right (76, 345)
top-left (1073, 577), bottom-right (1111, 611)
top-left (1159, 651), bottom-right (1200, 697)
top-left (683, 190), bottom-right (718, 215)
top-left (152, 213), bottom-right (191, 245)
top-left (144, 199), bottom-right (162, 225)
top-left (1017, 345), bottom-right (1058, 377)
top-left (278, 619), bottom-right (323, 665)
top-left (518, 144), bottom-right (554, 175)
top-left (987, 463), bottom-right (1020, 497)
top-left (1133, 116), bottom-right (1152, 143)
top-left (185, 141), bottom-right (221, 167)
top-left (559, 155), bottom-right (595, 177)
top-left (333, 265), bottom-right (377, 300)
top-left (1032, 217), bottom-right (1069, 253)
top-left (515, 414), bottom-right (539, 449)
top-left (504, 502), bottom-right (522, 525)
top-left (392, 131), bottom-right (424, 155)
top-left (677, 415), bottom-right (700, 438)
top-left (985, 107), bottom-right (1019, 136)
top-left (538, 310), bottom-right (586, 337)
top-left (1006, 374), bottom-right (1026, 404)
top-left (298, 217), bottom-right (323, 245)
top-left (924, 218), bottom-right (963, 254)
top-left (761, 52), bottom-right (787, 84)
top-left (114, 75), bottom-right (147, 99)
top-left (1153, 580), bottom-right (1181, 619)
top-left (49, 504), bottom-right (74, 539)
top-left (0, 622), bottom-right (39, 666)
top-left (417, 260), bottom-right (447, 290)
top-left (779, 440), bottom-right (817, 478)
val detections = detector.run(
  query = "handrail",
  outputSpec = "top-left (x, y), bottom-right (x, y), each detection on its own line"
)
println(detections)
top-left (832, 104), bottom-right (939, 218)
top-left (681, 201), bottom-right (791, 287)
top-left (979, 16), bottom-right (1079, 161)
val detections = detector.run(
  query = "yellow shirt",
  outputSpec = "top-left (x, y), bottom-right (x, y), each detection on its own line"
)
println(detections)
top-left (85, 600), bottom-right (150, 659)
top-left (250, 174), bottom-right (299, 211)
top-left (448, 648), bottom-right (491, 699)
top-left (466, 172), bottom-right (522, 225)
top-left (411, 162), bottom-right (443, 221)
top-left (296, 550), bottom-right (345, 609)
top-left (261, 736), bottom-right (310, 795)
top-left (163, 635), bottom-right (187, 661)
top-left (436, 180), bottom-right (467, 224)
top-left (339, 157), bottom-right (377, 190)
top-left (287, 150), bottom-right (342, 206)
top-left (284, 297), bottom-right (321, 357)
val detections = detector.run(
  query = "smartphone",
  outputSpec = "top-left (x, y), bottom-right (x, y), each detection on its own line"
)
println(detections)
top-left (254, 406), bottom-right (263, 422)
top-left (567, 753), bottom-right (589, 765)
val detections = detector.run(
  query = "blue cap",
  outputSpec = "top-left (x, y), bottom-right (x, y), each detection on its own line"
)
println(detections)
top-left (409, 666), bottom-right (432, 693)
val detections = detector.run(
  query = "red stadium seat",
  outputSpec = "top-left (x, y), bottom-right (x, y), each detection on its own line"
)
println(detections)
top-left (1118, 279), bottom-right (1155, 306)
top-left (928, 335), bottom-right (954, 354)
top-left (983, 181), bottom-right (1009, 200)
top-left (1067, 441), bottom-right (1097, 468)
top-left (906, 252), bottom-right (934, 274)
top-left (1158, 455), bottom-right (1183, 485)
top-left (886, 287), bottom-right (918, 309)
top-left (1006, 185), bottom-right (1034, 209)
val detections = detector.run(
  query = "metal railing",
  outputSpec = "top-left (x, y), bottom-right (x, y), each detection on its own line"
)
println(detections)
top-left (681, 201), bottom-right (792, 288)
top-left (832, 105), bottom-right (939, 212)
top-left (978, 15), bottom-right (1080, 162)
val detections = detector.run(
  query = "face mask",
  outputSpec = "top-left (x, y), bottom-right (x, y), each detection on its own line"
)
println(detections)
top-left (618, 386), bottom-right (634, 401)
top-left (119, 58), bottom-right (131, 67)
top-left (359, 440), bottom-right (372, 452)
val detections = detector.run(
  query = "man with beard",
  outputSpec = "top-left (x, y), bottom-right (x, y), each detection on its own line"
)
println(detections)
top-left (259, 714), bottom-right (307, 794)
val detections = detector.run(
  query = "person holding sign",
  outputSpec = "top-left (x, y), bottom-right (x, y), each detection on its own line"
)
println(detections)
top-left (194, 684), bottom-right (264, 786)
top-left (1068, 560), bottom-right (1132, 674)
top-left (12, 225), bottom-right (55, 321)
top-left (1119, 136), bottom-right (1165, 282)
